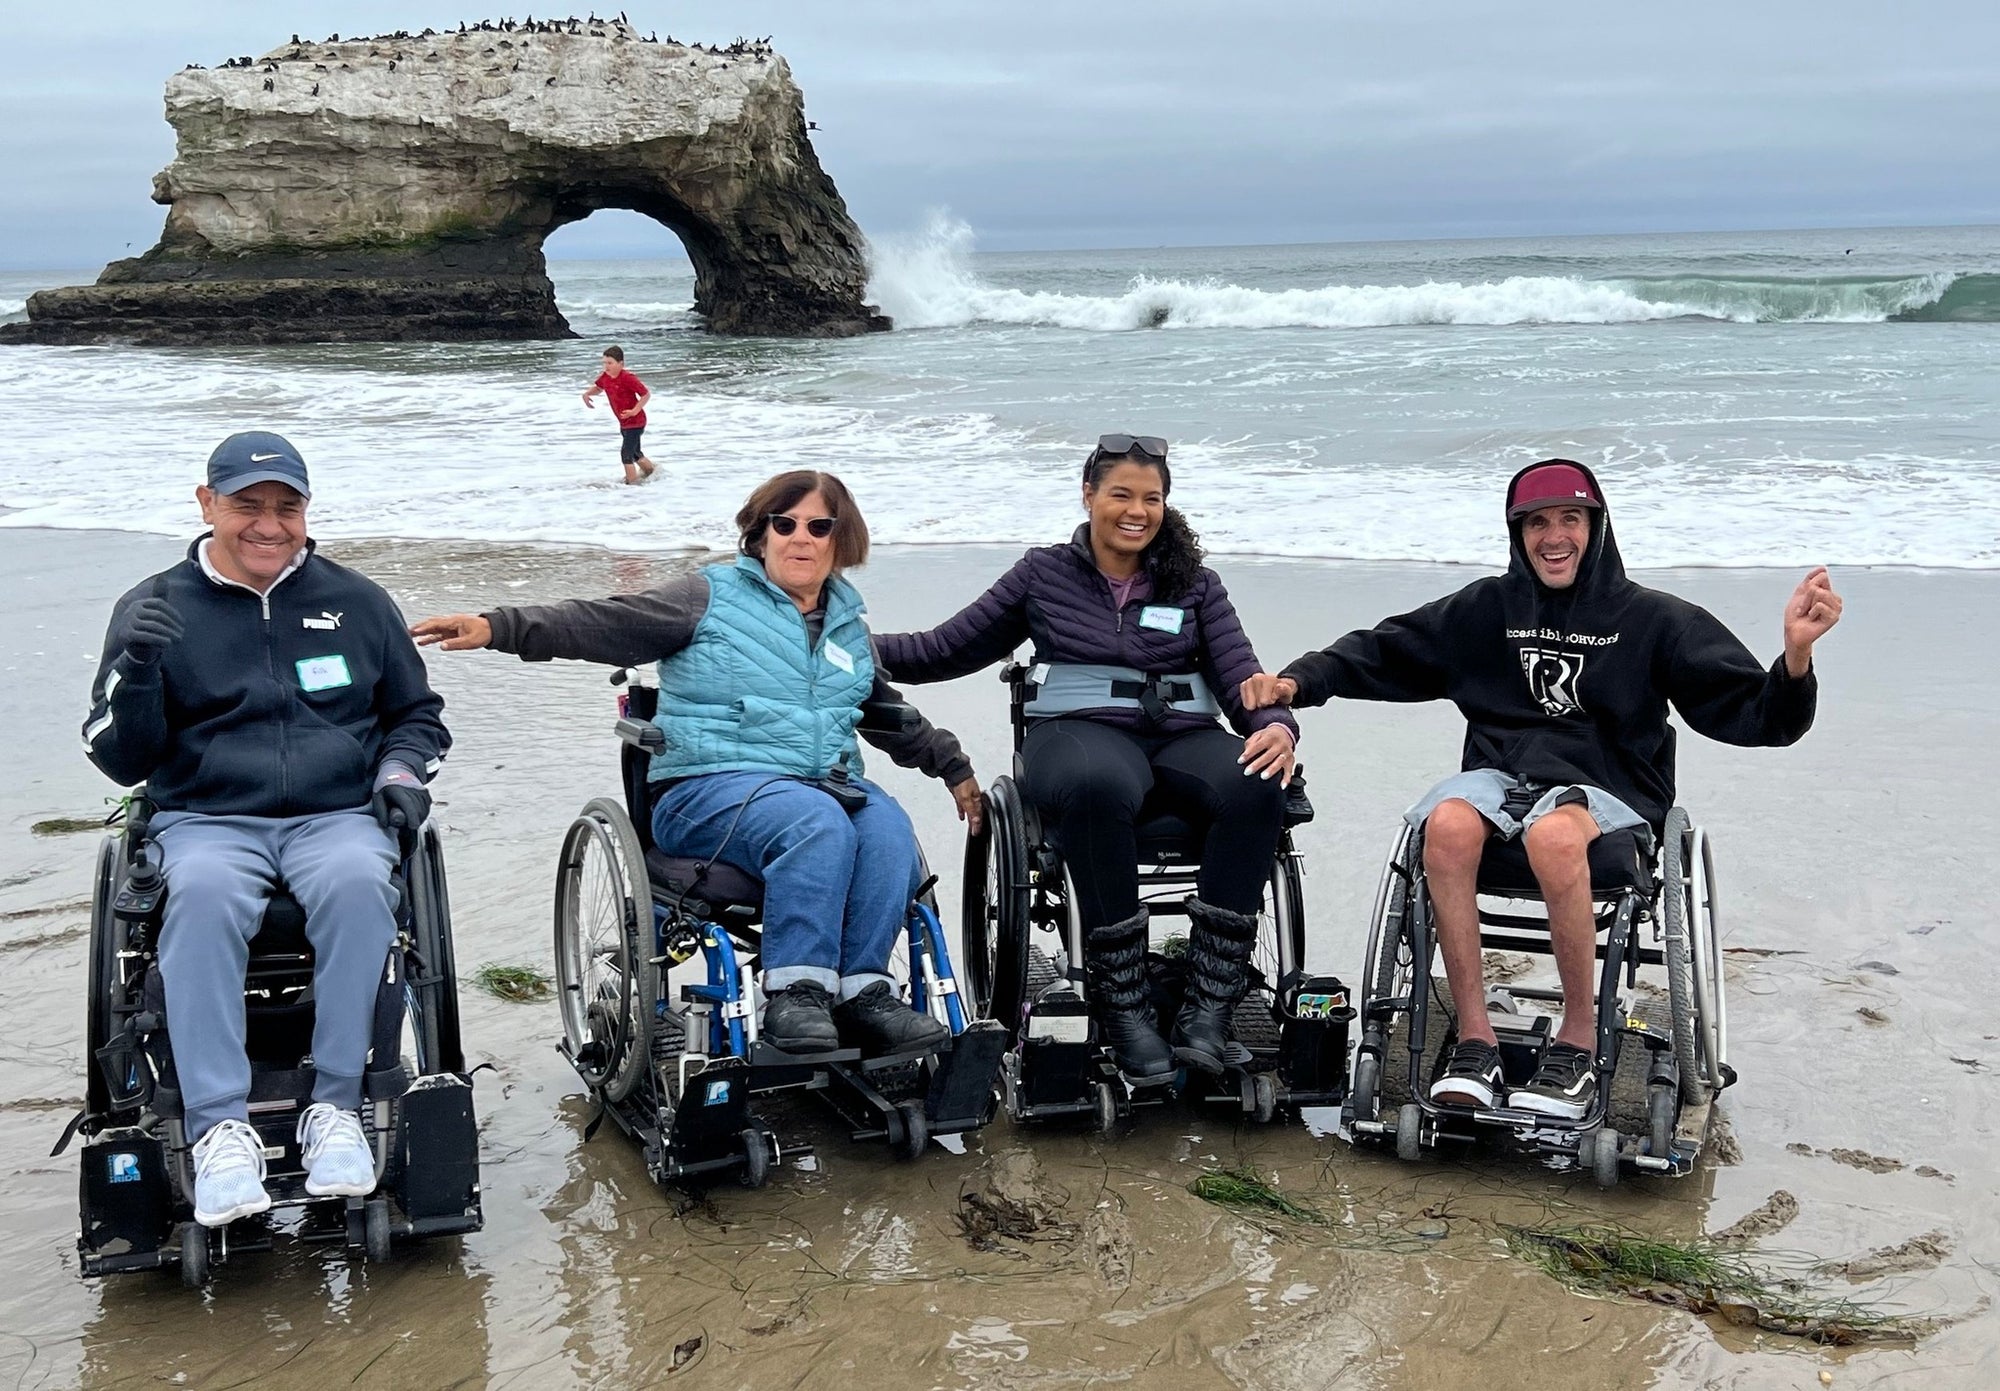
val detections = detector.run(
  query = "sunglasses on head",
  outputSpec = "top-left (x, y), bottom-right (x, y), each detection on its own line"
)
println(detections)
top-left (1091, 432), bottom-right (1169, 463)
top-left (767, 513), bottom-right (836, 538)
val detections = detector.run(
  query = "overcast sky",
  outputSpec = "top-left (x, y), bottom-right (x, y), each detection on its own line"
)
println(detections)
top-left (5, 2), bottom-right (1997, 270)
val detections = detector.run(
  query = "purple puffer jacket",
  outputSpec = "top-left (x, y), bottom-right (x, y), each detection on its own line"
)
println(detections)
top-left (874, 526), bottom-right (1300, 741)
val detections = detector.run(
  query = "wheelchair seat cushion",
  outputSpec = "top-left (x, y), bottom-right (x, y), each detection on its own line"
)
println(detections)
top-left (247, 892), bottom-right (311, 957)
top-left (644, 849), bottom-right (764, 913)
top-left (1476, 824), bottom-right (1653, 897)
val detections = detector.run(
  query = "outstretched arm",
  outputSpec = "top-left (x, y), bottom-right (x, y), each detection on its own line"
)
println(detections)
top-left (1245, 594), bottom-right (1460, 711)
top-left (857, 660), bottom-right (982, 834)
top-left (411, 573), bottom-right (710, 667)
top-left (1663, 580), bottom-right (1828, 746)
top-left (873, 554), bottom-right (1034, 684)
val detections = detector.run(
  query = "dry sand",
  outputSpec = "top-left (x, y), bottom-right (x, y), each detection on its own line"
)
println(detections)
top-left (3, 528), bottom-right (1996, 1389)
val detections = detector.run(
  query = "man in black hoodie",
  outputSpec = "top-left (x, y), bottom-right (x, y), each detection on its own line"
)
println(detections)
top-left (82, 432), bottom-right (450, 1229)
top-left (1242, 460), bottom-right (1841, 1119)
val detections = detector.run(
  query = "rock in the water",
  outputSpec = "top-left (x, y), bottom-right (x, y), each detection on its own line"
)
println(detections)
top-left (3, 22), bottom-right (886, 345)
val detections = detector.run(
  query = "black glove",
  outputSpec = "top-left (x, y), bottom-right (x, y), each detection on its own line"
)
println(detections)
top-left (113, 597), bottom-right (184, 667)
top-left (371, 781), bottom-right (431, 833)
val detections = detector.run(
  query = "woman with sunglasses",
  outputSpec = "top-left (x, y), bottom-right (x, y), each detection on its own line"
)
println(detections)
top-left (874, 434), bottom-right (1299, 1086)
top-left (410, 470), bottom-right (984, 1056)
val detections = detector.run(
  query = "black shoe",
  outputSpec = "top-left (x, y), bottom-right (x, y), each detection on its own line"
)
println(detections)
top-left (1509, 1042), bottom-right (1597, 1119)
top-left (762, 981), bottom-right (840, 1053)
top-left (1429, 1038), bottom-right (1505, 1108)
top-left (1171, 898), bottom-right (1260, 1073)
top-left (834, 981), bottom-right (950, 1057)
top-left (1085, 910), bottom-right (1177, 1085)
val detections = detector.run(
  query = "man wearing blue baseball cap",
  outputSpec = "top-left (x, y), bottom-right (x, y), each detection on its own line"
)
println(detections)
top-left (82, 431), bottom-right (451, 1227)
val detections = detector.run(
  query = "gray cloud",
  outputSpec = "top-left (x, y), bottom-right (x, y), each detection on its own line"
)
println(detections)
top-left (4, 2), bottom-right (1996, 270)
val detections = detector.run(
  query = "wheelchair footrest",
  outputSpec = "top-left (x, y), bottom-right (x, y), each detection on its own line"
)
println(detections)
top-left (653, 1057), bottom-right (761, 1183)
top-left (396, 1074), bottom-right (480, 1228)
top-left (925, 1021), bottom-right (1006, 1131)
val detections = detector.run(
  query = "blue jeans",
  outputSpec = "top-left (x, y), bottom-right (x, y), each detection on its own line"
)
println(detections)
top-left (651, 772), bottom-right (922, 1000)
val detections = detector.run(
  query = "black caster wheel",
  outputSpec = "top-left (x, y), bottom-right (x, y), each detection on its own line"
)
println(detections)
top-left (893, 1100), bottom-right (929, 1162)
top-left (739, 1128), bottom-right (771, 1188)
top-left (1250, 1072), bottom-right (1278, 1124)
top-left (1394, 1103), bottom-right (1424, 1163)
top-left (1350, 1054), bottom-right (1380, 1124)
top-left (1590, 1127), bottom-right (1622, 1189)
top-left (364, 1197), bottom-right (393, 1262)
top-left (1647, 1088), bottom-right (1675, 1163)
top-left (1093, 1080), bottom-right (1120, 1136)
top-left (179, 1223), bottom-right (210, 1289)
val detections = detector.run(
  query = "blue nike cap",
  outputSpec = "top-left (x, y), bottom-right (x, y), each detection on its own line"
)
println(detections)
top-left (206, 430), bottom-right (311, 499)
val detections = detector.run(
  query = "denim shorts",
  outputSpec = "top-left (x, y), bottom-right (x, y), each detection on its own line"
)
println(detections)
top-left (1403, 768), bottom-right (1650, 843)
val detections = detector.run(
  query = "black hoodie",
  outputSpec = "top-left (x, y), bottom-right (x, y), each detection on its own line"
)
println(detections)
top-left (1279, 461), bottom-right (1816, 827)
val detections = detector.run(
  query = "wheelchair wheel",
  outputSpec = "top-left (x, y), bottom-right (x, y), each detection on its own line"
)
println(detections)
top-left (963, 780), bottom-right (1031, 1035)
top-left (1254, 848), bottom-right (1309, 995)
top-left (85, 835), bottom-right (129, 1121)
top-left (1690, 825), bottom-right (1729, 1092)
top-left (1364, 824), bottom-right (1418, 1007)
top-left (403, 822), bottom-right (464, 1076)
top-left (554, 798), bottom-right (658, 1104)
top-left (179, 1224), bottom-right (210, 1289)
top-left (1659, 809), bottom-right (1707, 1104)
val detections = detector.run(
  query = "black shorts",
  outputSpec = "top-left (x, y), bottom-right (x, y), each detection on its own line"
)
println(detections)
top-left (619, 427), bottom-right (646, 463)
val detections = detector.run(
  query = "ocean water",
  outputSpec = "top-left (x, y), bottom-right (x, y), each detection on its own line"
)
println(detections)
top-left (2, 220), bottom-right (1995, 568)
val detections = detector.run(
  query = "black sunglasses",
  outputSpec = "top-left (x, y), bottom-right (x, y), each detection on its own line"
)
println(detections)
top-left (1092, 432), bottom-right (1168, 462)
top-left (767, 513), bottom-right (836, 538)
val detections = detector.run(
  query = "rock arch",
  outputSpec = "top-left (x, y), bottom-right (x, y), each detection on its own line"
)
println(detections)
top-left (4, 21), bottom-right (887, 345)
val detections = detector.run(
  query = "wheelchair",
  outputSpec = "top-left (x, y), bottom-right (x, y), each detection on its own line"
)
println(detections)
top-left (549, 671), bottom-right (1007, 1189)
top-left (1344, 803), bottom-right (1731, 1185)
top-left (961, 662), bottom-right (1350, 1131)
top-left (60, 792), bottom-right (483, 1287)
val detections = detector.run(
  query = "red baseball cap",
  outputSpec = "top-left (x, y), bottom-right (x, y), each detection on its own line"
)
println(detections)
top-left (1507, 460), bottom-right (1602, 520)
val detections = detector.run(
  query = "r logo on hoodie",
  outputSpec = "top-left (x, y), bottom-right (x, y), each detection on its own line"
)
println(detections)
top-left (1519, 647), bottom-right (1585, 717)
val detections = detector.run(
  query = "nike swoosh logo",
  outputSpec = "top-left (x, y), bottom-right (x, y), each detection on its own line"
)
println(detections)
top-left (249, 452), bottom-right (287, 462)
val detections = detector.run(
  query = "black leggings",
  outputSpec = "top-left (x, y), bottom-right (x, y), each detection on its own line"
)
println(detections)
top-left (1020, 718), bottom-right (1286, 927)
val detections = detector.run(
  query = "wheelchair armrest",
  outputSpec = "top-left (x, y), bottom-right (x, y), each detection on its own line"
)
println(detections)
top-left (857, 700), bottom-right (921, 735)
top-left (615, 718), bottom-right (666, 752)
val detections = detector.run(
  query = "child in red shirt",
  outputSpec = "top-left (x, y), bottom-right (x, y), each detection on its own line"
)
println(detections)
top-left (582, 345), bottom-right (656, 485)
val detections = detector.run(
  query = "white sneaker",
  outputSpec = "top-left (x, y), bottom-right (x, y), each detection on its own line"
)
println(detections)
top-left (192, 1118), bottom-right (274, 1228)
top-left (298, 1103), bottom-right (377, 1197)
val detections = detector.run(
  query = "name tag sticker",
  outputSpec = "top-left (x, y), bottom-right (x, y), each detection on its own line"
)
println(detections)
top-left (1138, 606), bottom-right (1186, 634)
top-left (822, 639), bottom-right (856, 674)
top-left (296, 655), bottom-right (352, 692)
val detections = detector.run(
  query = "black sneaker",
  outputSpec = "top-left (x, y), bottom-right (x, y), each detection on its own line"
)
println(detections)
top-left (1509, 1042), bottom-right (1598, 1119)
top-left (833, 981), bottom-right (950, 1058)
top-left (1429, 1038), bottom-right (1505, 1108)
top-left (763, 981), bottom-right (840, 1053)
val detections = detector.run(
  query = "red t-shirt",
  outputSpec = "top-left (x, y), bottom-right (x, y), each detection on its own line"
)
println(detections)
top-left (595, 369), bottom-right (648, 430)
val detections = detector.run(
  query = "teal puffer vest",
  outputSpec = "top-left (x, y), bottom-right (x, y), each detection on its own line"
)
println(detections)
top-left (650, 557), bottom-right (876, 783)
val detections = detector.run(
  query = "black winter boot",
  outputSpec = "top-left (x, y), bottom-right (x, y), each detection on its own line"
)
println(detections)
top-left (1172, 897), bottom-right (1260, 1073)
top-left (1085, 909), bottom-right (1177, 1085)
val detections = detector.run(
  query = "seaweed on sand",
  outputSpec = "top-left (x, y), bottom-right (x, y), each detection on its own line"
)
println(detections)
top-left (1503, 1223), bottom-right (1941, 1345)
top-left (472, 962), bottom-right (554, 1003)
top-left (1188, 1169), bottom-right (1330, 1226)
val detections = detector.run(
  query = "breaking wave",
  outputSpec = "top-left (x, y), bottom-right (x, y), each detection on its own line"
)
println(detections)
top-left (868, 216), bottom-right (1992, 330)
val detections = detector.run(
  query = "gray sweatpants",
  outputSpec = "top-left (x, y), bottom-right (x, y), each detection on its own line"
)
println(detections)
top-left (152, 808), bottom-right (398, 1141)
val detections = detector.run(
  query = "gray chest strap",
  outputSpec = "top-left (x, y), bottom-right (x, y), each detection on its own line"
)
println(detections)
top-left (1024, 662), bottom-right (1220, 719)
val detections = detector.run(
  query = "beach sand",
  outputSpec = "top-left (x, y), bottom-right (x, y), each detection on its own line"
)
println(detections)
top-left (3, 527), bottom-right (1995, 1389)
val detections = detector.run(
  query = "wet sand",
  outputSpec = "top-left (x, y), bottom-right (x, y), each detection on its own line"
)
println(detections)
top-left (3, 527), bottom-right (1996, 1389)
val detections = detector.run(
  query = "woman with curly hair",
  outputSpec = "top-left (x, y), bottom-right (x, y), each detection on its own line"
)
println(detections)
top-left (874, 434), bottom-right (1298, 1086)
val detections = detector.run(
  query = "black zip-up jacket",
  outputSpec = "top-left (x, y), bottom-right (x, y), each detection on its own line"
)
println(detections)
top-left (83, 537), bottom-right (450, 816)
top-left (874, 525), bottom-right (1300, 742)
top-left (1278, 462), bottom-right (1815, 827)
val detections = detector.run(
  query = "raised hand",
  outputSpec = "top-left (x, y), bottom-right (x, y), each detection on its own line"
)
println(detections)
top-left (115, 596), bottom-right (184, 666)
top-left (1239, 672), bottom-right (1297, 711)
top-left (1782, 567), bottom-right (1842, 676)
top-left (409, 614), bottom-right (493, 651)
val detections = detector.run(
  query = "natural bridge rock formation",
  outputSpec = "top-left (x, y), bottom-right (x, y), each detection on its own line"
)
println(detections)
top-left (3, 20), bottom-right (887, 344)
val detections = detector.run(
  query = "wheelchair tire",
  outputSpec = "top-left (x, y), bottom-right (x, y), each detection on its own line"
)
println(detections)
top-left (963, 781), bottom-right (1031, 1037)
top-left (893, 1099), bottom-right (929, 1162)
top-left (179, 1224), bottom-right (209, 1289)
top-left (364, 1196), bottom-right (393, 1261)
top-left (1365, 824), bottom-right (1418, 1008)
top-left (1350, 1052), bottom-right (1381, 1124)
top-left (1261, 849), bottom-right (1309, 990)
top-left (85, 835), bottom-right (129, 1121)
top-left (1691, 826), bottom-right (1729, 1094)
top-left (1394, 1103), bottom-right (1424, 1162)
top-left (404, 822), bottom-right (464, 1076)
top-left (739, 1129), bottom-right (770, 1189)
top-left (1589, 1127), bottom-right (1622, 1189)
top-left (1658, 809), bottom-right (1705, 1104)
top-left (554, 799), bottom-right (658, 1104)
top-left (1093, 1080), bottom-right (1119, 1136)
